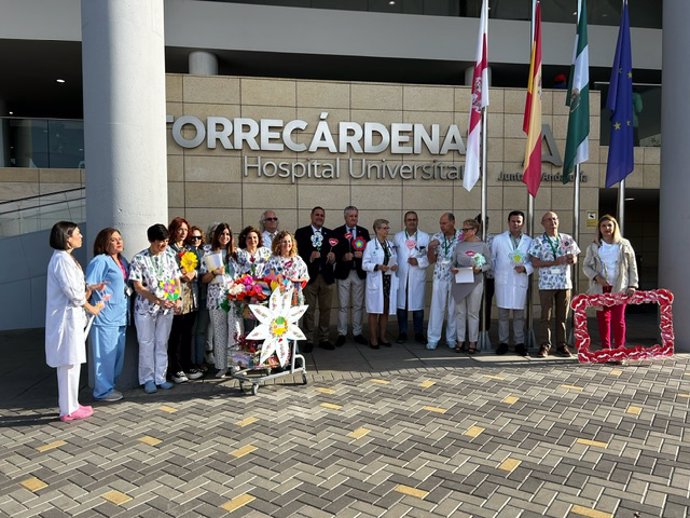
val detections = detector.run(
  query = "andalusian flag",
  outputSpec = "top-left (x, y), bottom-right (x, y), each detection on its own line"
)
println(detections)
top-left (522, 0), bottom-right (542, 197)
top-left (562, 0), bottom-right (590, 184)
top-left (463, 0), bottom-right (489, 192)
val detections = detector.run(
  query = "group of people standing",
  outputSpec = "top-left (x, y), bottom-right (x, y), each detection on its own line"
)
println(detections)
top-left (44, 207), bottom-right (638, 422)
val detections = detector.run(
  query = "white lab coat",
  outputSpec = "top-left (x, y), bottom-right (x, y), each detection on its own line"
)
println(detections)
top-left (45, 250), bottom-right (87, 367)
top-left (362, 239), bottom-right (398, 315)
top-left (491, 231), bottom-right (534, 310)
top-left (394, 230), bottom-right (430, 311)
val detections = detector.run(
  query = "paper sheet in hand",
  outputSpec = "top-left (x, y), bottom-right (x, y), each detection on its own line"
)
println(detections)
top-left (454, 267), bottom-right (474, 283)
top-left (204, 252), bottom-right (223, 272)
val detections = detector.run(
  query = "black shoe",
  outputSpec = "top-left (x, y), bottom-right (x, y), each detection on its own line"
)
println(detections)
top-left (496, 343), bottom-right (509, 355)
top-left (353, 334), bottom-right (368, 346)
top-left (302, 341), bottom-right (314, 353)
top-left (381, 341), bottom-right (392, 347)
top-left (515, 343), bottom-right (528, 356)
top-left (335, 335), bottom-right (346, 347)
top-left (396, 333), bottom-right (407, 344)
top-left (370, 341), bottom-right (380, 349)
top-left (319, 340), bottom-right (335, 350)
top-left (415, 333), bottom-right (426, 344)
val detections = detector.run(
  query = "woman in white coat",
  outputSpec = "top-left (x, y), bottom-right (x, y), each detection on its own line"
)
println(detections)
top-left (45, 221), bottom-right (103, 422)
top-left (362, 219), bottom-right (398, 348)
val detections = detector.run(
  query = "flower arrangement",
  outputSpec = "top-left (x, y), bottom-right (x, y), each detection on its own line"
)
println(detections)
top-left (352, 237), bottom-right (366, 251)
top-left (465, 250), bottom-right (486, 268)
top-left (510, 249), bottom-right (526, 266)
top-left (156, 279), bottom-right (180, 301)
top-left (311, 232), bottom-right (323, 250)
top-left (178, 250), bottom-right (198, 273)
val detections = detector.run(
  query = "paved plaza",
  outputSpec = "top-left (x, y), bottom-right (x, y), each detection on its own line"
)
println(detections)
top-left (1, 324), bottom-right (689, 518)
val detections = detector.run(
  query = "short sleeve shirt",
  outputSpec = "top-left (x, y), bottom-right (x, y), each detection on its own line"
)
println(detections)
top-left (430, 230), bottom-right (463, 282)
top-left (528, 232), bottom-right (580, 290)
top-left (129, 248), bottom-right (181, 316)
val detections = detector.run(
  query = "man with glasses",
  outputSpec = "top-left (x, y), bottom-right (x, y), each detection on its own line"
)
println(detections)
top-left (394, 211), bottom-right (430, 344)
top-left (425, 212), bottom-right (462, 350)
top-left (260, 210), bottom-right (280, 248)
top-left (528, 211), bottom-right (580, 358)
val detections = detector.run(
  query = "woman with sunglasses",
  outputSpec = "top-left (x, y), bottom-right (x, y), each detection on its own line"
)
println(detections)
top-left (186, 226), bottom-right (208, 370)
top-left (451, 219), bottom-right (492, 354)
top-left (166, 217), bottom-right (203, 383)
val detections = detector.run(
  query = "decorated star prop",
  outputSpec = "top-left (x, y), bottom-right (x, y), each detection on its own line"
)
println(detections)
top-left (245, 286), bottom-right (308, 367)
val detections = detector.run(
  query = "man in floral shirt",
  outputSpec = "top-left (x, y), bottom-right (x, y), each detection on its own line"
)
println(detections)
top-left (425, 212), bottom-right (463, 350)
top-left (528, 211), bottom-right (580, 358)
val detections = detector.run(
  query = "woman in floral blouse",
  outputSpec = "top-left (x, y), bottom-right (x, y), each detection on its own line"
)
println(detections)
top-left (265, 231), bottom-right (310, 305)
top-left (237, 226), bottom-right (272, 278)
top-left (200, 223), bottom-right (242, 378)
top-left (166, 217), bottom-right (203, 383)
top-left (129, 224), bottom-right (181, 394)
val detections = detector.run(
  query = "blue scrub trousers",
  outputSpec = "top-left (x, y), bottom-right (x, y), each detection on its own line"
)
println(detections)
top-left (90, 325), bottom-right (126, 399)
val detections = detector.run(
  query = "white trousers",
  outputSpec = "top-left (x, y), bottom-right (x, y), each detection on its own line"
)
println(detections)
top-left (57, 364), bottom-right (80, 417)
top-left (498, 307), bottom-right (526, 344)
top-left (337, 270), bottom-right (365, 336)
top-left (135, 312), bottom-right (174, 385)
top-left (426, 279), bottom-right (456, 347)
top-left (455, 282), bottom-right (484, 343)
top-left (209, 308), bottom-right (243, 371)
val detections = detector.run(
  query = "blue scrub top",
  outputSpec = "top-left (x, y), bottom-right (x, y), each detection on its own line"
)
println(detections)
top-left (85, 254), bottom-right (130, 327)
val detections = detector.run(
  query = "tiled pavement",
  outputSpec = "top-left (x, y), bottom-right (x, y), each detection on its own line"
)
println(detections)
top-left (1, 323), bottom-right (689, 518)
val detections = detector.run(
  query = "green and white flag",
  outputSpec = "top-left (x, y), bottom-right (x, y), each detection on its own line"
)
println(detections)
top-left (562, 0), bottom-right (590, 184)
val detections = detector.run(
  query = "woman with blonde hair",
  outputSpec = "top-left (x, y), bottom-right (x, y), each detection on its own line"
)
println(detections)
top-left (362, 219), bottom-right (398, 348)
top-left (451, 219), bottom-right (492, 354)
top-left (265, 230), bottom-right (309, 305)
top-left (583, 215), bottom-right (638, 349)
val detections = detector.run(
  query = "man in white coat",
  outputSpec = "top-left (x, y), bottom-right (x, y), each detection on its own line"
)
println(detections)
top-left (491, 210), bottom-right (533, 356)
top-left (394, 211), bottom-right (430, 344)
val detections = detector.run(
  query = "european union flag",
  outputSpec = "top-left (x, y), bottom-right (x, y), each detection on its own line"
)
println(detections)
top-left (605, 0), bottom-right (634, 188)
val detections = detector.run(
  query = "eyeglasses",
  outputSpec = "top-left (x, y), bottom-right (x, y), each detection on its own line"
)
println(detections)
top-left (462, 228), bottom-right (475, 232)
top-left (264, 217), bottom-right (278, 222)
top-left (190, 236), bottom-right (202, 241)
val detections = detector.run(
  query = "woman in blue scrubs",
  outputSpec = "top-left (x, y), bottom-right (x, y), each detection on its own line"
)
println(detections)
top-left (85, 228), bottom-right (130, 402)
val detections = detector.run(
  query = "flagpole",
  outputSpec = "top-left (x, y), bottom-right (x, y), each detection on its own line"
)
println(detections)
top-left (526, 193), bottom-right (536, 353)
top-left (618, 179), bottom-right (626, 234)
top-left (573, 165), bottom-right (580, 296)
top-left (479, 106), bottom-right (491, 352)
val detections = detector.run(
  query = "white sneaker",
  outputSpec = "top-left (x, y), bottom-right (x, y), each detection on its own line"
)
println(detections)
top-left (187, 369), bottom-right (203, 381)
top-left (172, 371), bottom-right (189, 383)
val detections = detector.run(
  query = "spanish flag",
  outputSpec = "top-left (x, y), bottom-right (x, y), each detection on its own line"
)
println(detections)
top-left (522, 0), bottom-right (542, 197)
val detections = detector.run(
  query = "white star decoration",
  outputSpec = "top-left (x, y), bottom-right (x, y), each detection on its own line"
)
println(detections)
top-left (245, 286), bottom-right (308, 367)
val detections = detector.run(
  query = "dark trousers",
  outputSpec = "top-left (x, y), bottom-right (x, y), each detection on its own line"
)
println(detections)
top-left (480, 277), bottom-right (495, 331)
top-left (397, 308), bottom-right (424, 336)
top-left (168, 312), bottom-right (197, 374)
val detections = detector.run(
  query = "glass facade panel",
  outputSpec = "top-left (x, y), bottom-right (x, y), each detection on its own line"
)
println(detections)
top-left (598, 85), bottom-right (661, 148)
top-left (1, 118), bottom-right (85, 168)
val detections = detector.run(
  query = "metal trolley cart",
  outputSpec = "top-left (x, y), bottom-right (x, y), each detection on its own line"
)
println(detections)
top-left (232, 340), bottom-right (308, 396)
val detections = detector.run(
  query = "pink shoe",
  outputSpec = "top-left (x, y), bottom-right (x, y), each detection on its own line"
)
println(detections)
top-left (60, 405), bottom-right (94, 423)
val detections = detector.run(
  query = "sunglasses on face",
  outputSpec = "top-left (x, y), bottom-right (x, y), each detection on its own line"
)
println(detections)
top-left (264, 217), bottom-right (278, 222)
top-left (190, 236), bottom-right (202, 241)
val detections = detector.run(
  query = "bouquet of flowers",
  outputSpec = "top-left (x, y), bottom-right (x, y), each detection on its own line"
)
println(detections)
top-left (178, 250), bottom-right (198, 274)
